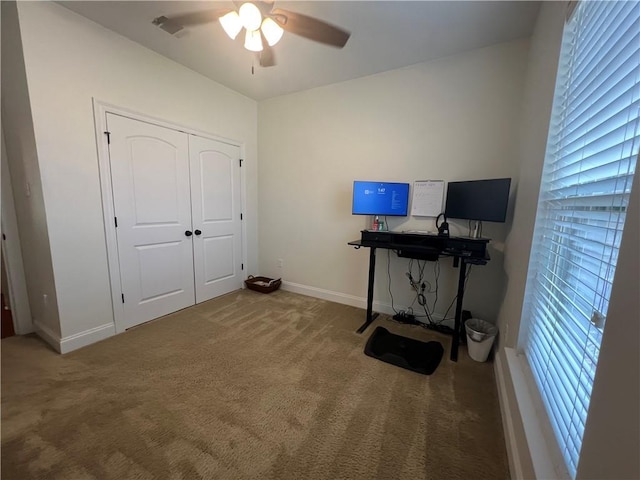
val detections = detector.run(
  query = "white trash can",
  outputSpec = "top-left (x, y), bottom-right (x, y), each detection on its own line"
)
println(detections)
top-left (465, 318), bottom-right (498, 362)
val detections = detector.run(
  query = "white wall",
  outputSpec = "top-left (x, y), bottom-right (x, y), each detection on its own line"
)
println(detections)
top-left (496, 1), bottom-right (566, 348)
top-left (258, 39), bottom-right (529, 324)
top-left (11, 2), bottom-right (258, 343)
top-left (495, 3), bottom-right (640, 479)
top-left (1, 2), bottom-right (61, 341)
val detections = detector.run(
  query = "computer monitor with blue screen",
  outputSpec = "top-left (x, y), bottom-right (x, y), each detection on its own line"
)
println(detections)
top-left (352, 181), bottom-right (410, 216)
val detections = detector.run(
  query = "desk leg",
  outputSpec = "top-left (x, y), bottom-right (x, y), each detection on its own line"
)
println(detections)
top-left (451, 260), bottom-right (467, 362)
top-left (356, 247), bottom-right (379, 334)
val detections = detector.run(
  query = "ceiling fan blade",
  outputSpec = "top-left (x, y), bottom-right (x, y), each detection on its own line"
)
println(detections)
top-left (153, 8), bottom-right (231, 32)
top-left (255, 1), bottom-right (275, 16)
top-left (152, 16), bottom-right (184, 35)
top-left (270, 8), bottom-right (350, 48)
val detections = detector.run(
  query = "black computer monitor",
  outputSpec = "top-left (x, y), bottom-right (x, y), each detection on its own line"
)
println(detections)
top-left (445, 178), bottom-right (511, 222)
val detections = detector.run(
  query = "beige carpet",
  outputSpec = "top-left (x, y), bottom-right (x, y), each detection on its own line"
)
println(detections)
top-left (2, 290), bottom-right (509, 479)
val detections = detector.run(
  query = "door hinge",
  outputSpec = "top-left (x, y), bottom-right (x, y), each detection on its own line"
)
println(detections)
top-left (240, 213), bottom-right (243, 220)
top-left (114, 216), bottom-right (118, 228)
top-left (241, 263), bottom-right (244, 270)
top-left (239, 158), bottom-right (243, 167)
top-left (104, 131), bottom-right (111, 144)
top-left (2, 234), bottom-right (5, 240)
top-left (121, 293), bottom-right (125, 303)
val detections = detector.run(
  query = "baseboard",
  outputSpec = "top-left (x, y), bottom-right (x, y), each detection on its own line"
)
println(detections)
top-left (34, 321), bottom-right (116, 354)
top-left (281, 281), bottom-right (366, 309)
top-left (34, 321), bottom-right (62, 353)
top-left (280, 281), bottom-right (452, 327)
top-left (59, 323), bottom-right (115, 354)
top-left (495, 349), bottom-right (525, 479)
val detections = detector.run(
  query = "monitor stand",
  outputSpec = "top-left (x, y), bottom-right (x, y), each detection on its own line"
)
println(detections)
top-left (471, 220), bottom-right (483, 238)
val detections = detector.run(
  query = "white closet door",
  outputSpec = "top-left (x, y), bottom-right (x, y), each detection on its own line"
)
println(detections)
top-left (107, 114), bottom-right (195, 329)
top-left (189, 135), bottom-right (243, 303)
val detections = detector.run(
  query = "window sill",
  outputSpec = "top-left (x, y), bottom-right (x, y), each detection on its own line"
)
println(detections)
top-left (500, 347), bottom-right (571, 479)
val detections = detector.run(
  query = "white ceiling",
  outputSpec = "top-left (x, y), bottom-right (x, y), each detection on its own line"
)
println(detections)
top-left (59, 1), bottom-right (541, 101)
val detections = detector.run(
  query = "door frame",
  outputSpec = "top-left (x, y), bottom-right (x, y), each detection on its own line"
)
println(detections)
top-left (92, 99), bottom-right (248, 334)
top-left (1, 129), bottom-right (33, 335)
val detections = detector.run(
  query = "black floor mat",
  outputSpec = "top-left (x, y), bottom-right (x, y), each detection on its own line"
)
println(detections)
top-left (364, 327), bottom-right (444, 375)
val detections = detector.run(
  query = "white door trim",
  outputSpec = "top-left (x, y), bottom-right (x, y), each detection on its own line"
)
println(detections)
top-left (92, 99), bottom-right (247, 334)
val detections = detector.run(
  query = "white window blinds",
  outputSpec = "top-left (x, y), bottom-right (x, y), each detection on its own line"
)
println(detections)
top-left (522, 1), bottom-right (639, 478)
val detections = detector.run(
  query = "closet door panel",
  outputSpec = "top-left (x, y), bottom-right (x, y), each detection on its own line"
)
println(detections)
top-left (107, 114), bottom-right (195, 329)
top-left (189, 135), bottom-right (242, 303)
top-left (203, 235), bottom-right (235, 282)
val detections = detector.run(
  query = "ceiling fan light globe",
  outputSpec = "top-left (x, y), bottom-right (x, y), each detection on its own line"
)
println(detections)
top-left (244, 29), bottom-right (263, 52)
top-left (219, 11), bottom-right (242, 40)
top-left (238, 3), bottom-right (262, 31)
top-left (261, 18), bottom-right (284, 46)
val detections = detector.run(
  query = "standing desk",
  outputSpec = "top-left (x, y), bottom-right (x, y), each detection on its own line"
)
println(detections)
top-left (348, 231), bottom-right (490, 361)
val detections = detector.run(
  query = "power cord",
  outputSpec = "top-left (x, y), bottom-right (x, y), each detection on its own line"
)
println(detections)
top-left (406, 271), bottom-right (427, 306)
top-left (431, 260), bottom-right (440, 314)
top-left (408, 264), bottom-right (474, 333)
top-left (438, 265), bottom-right (473, 324)
top-left (387, 249), bottom-right (398, 314)
top-left (386, 255), bottom-right (474, 336)
top-left (406, 258), bottom-right (441, 325)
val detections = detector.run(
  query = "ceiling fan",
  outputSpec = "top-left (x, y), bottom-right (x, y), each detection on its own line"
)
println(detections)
top-left (152, 1), bottom-right (351, 67)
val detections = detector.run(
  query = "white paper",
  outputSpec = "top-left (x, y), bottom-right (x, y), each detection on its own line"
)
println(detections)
top-left (411, 180), bottom-right (444, 217)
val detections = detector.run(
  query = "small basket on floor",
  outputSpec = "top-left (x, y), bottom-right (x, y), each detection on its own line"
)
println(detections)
top-left (244, 275), bottom-right (282, 294)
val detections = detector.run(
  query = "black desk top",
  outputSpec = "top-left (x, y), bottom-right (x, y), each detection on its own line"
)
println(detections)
top-left (349, 230), bottom-right (490, 264)
top-left (358, 229), bottom-right (491, 242)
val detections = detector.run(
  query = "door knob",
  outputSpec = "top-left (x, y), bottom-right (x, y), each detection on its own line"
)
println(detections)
top-left (194, 229), bottom-right (202, 236)
top-left (185, 230), bottom-right (193, 237)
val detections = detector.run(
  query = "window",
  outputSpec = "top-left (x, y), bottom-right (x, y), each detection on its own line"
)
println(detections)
top-left (521, 1), bottom-right (639, 478)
